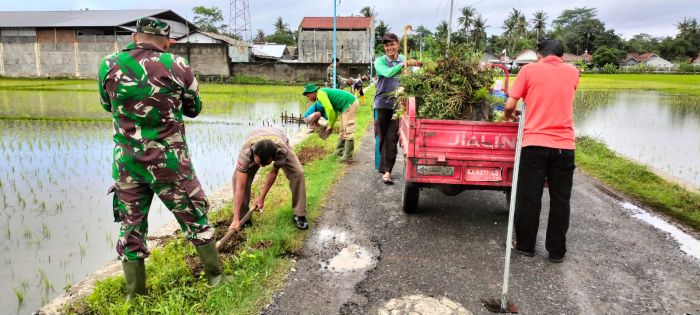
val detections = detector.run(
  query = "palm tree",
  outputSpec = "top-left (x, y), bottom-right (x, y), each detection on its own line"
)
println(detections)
top-left (254, 29), bottom-right (265, 42)
top-left (531, 10), bottom-right (547, 43)
top-left (502, 17), bottom-right (516, 53)
top-left (503, 9), bottom-right (528, 52)
top-left (457, 6), bottom-right (476, 37)
top-left (274, 17), bottom-right (288, 34)
top-left (436, 20), bottom-right (448, 40)
top-left (470, 15), bottom-right (487, 49)
top-left (675, 17), bottom-right (698, 40)
top-left (360, 6), bottom-right (376, 18)
top-left (514, 10), bottom-right (528, 40)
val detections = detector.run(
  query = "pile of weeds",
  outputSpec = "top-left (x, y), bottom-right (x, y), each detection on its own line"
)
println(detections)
top-left (396, 43), bottom-right (501, 121)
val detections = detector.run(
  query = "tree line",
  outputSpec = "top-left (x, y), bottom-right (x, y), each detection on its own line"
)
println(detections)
top-left (190, 5), bottom-right (700, 68)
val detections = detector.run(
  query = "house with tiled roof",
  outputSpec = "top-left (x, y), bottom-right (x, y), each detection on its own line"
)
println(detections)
top-left (512, 49), bottom-right (537, 67)
top-left (621, 52), bottom-right (674, 70)
top-left (562, 51), bottom-right (593, 65)
top-left (297, 16), bottom-right (372, 63)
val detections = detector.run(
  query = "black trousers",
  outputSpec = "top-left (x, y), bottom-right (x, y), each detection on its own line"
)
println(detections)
top-left (514, 146), bottom-right (575, 257)
top-left (374, 108), bottom-right (399, 174)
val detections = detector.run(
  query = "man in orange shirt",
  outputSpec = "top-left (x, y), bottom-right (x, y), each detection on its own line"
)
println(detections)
top-left (504, 39), bottom-right (579, 263)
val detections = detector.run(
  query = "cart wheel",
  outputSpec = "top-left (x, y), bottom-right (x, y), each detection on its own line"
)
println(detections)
top-left (402, 180), bottom-right (419, 213)
top-left (401, 158), bottom-right (419, 213)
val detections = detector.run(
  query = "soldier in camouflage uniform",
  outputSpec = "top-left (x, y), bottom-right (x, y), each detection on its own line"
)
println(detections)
top-left (98, 17), bottom-right (230, 299)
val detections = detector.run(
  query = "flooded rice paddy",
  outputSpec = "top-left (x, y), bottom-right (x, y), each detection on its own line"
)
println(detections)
top-left (1, 80), bottom-right (698, 313)
top-left (0, 80), bottom-right (306, 313)
top-left (574, 91), bottom-right (700, 188)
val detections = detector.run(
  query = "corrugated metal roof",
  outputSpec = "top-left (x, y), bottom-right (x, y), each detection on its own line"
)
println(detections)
top-left (0, 9), bottom-right (180, 28)
top-left (252, 44), bottom-right (287, 59)
top-left (299, 17), bottom-right (372, 30)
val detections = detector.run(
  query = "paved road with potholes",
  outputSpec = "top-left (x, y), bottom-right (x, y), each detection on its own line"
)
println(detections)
top-left (263, 132), bottom-right (700, 315)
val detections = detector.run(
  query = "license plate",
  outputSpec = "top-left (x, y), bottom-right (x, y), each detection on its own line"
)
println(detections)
top-left (465, 167), bottom-right (502, 181)
top-left (417, 165), bottom-right (455, 176)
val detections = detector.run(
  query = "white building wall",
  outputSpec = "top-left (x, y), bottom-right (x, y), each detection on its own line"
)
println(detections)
top-left (298, 29), bottom-right (371, 63)
top-left (645, 56), bottom-right (674, 68)
top-left (177, 33), bottom-right (220, 44)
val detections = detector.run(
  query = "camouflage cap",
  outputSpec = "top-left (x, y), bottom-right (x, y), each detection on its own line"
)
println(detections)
top-left (136, 17), bottom-right (170, 37)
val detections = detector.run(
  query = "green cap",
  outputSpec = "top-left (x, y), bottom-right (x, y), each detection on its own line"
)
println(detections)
top-left (136, 17), bottom-right (171, 37)
top-left (302, 83), bottom-right (319, 95)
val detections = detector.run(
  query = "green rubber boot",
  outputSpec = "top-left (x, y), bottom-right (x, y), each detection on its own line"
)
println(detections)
top-left (122, 259), bottom-right (146, 300)
top-left (195, 242), bottom-right (232, 287)
top-left (339, 139), bottom-right (355, 162)
top-left (333, 138), bottom-right (345, 157)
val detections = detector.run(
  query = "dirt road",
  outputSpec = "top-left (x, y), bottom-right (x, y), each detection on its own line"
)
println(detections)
top-left (263, 133), bottom-right (700, 315)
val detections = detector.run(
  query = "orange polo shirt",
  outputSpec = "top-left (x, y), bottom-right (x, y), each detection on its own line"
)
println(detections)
top-left (509, 55), bottom-right (579, 150)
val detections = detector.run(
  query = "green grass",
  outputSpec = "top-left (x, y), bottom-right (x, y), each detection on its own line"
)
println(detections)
top-left (0, 80), bottom-right (309, 120)
top-left (66, 88), bottom-right (375, 315)
top-left (576, 136), bottom-right (700, 231)
top-left (579, 74), bottom-right (700, 96)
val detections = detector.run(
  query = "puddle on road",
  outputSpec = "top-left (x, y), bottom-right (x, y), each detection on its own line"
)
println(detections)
top-left (620, 202), bottom-right (700, 260)
top-left (321, 244), bottom-right (375, 272)
top-left (378, 294), bottom-right (472, 315)
top-left (317, 228), bottom-right (348, 244)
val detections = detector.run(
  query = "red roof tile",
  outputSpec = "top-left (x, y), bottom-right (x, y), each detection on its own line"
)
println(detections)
top-left (299, 17), bottom-right (372, 30)
top-left (581, 52), bottom-right (593, 62)
top-left (624, 52), bottom-right (657, 62)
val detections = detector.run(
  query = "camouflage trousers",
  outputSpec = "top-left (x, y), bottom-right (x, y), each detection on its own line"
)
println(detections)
top-left (109, 176), bottom-right (215, 261)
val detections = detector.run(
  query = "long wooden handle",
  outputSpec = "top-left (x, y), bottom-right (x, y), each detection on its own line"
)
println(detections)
top-left (216, 205), bottom-right (258, 251)
top-left (403, 24), bottom-right (413, 74)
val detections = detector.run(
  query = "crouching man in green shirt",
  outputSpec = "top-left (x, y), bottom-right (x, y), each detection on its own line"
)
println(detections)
top-left (302, 84), bottom-right (359, 162)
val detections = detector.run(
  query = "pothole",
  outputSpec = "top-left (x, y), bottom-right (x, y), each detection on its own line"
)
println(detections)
top-left (321, 244), bottom-right (375, 272)
top-left (317, 228), bottom-right (349, 244)
top-left (378, 294), bottom-right (472, 315)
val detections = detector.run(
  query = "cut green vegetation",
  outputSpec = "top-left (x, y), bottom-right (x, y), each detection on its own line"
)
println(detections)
top-left (65, 88), bottom-right (375, 315)
top-left (397, 43), bottom-right (500, 121)
top-left (576, 136), bottom-right (700, 231)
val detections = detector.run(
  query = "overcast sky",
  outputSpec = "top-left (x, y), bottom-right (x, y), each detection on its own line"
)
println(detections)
top-left (3, 0), bottom-right (698, 39)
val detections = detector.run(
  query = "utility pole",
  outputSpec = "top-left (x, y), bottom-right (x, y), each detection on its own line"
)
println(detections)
top-left (446, 0), bottom-right (454, 47)
top-left (369, 5), bottom-right (375, 81)
top-left (333, 0), bottom-right (338, 89)
top-left (230, 0), bottom-right (252, 42)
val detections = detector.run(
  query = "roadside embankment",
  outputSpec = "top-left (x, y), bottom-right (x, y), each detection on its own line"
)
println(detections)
top-left (576, 136), bottom-right (700, 231)
top-left (52, 88), bottom-right (375, 315)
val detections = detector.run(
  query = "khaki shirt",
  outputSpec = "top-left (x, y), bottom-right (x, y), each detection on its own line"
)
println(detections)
top-left (236, 128), bottom-right (290, 172)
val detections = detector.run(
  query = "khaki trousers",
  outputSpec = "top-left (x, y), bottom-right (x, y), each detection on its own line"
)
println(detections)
top-left (338, 100), bottom-right (359, 141)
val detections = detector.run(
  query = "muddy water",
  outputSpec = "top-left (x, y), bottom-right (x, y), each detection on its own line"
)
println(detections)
top-left (0, 84), bottom-right (305, 313)
top-left (575, 91), bottom-right (700, 189)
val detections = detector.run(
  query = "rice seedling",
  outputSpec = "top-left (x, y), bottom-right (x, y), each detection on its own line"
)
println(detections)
top-left (13, 287), bottom-right (25, 308)
top-left (23, 227), bottom-right (32, 240)
top-left (41, 222), bottom-right (51, 239)
top-left (79, 243), bottom-right (86, 261)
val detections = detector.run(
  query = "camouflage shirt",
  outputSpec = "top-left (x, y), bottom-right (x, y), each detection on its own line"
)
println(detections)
top-left (98, 42), bottom-right (202, 184)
